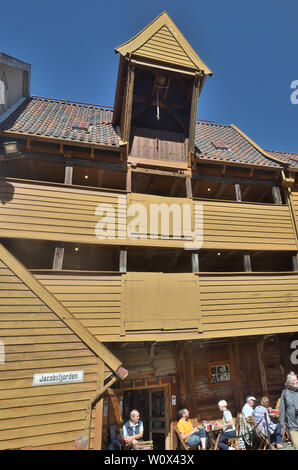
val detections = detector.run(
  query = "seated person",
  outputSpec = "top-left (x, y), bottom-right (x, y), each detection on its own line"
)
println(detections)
top-left (240, 396), bottom-right (256, 448)
top-left (242, 396), bottom-right (256, 418)
top-left (177, 408), bottom-right (207, 450)
top-left (253, 396), bottom-right (283, 449)
top-left (122, 409), bottom-right (144, 449)
top-left (215, 400), bottom-right (236, 450)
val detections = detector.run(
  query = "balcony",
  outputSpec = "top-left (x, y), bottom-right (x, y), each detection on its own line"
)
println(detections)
top-left (33, 270), bottom-right (298, 342)
top-left (0, 178), bottom-right (297, 251)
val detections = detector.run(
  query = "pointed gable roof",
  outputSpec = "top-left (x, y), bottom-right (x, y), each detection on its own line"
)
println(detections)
top-left (115, 11), bottom-right (212, 75)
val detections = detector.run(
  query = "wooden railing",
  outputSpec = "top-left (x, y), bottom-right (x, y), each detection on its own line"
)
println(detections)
top-left (0, 178), bottom-right (297, 250)
top-left (33, 270), bottom-right (298, 342)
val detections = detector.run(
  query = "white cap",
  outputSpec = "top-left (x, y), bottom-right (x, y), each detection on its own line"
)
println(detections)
top-left (247, 396), bottom-right (256, 401)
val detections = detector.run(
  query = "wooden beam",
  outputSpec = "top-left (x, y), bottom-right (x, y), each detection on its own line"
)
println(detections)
top-left (292, 254), bottom-right (298, 272)
top-left (234, 183), bottom-right (242, 201)
top-left (93, 358), bottom-right (105, 450)
top-left (192, 251), bottom-right (199, 272)
top-left (257, 337), bottom-right (268, 397)
top-left (186, 177), bottom-right (192, 198)
top-left (126, 164), bottom-right (132, 193)
top-left (123, 61), bottom-right (135, 143)
top-left (243, 254), bottom-right (252, 272)
top-left (188, 73), bottom-right (200, 156)
top-left (119, 246), bottom-right (127, 273)
top-left (272, 186), bottom-right (283, 205)
top-left (229, 341), bottom-right (243, 412)
top-left (64, 162), bottom-right (73, 185)
top-left (192, 172), bottom-right (277, 187)
top-left (52, 247), bottom-right (64, 271)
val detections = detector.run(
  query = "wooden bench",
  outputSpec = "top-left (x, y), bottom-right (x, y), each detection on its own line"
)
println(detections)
top-left (133, 441), bottom-right (153, 450)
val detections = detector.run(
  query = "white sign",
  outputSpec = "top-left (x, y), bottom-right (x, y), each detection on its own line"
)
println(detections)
top-left (33, 370), bottom-right (84, 386)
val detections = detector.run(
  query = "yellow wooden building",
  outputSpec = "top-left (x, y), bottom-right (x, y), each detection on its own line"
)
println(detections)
top-left (0, 12), bottom-right (297, 449)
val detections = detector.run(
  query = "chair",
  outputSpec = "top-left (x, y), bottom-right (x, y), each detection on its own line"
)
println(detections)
top-left (249, 416), bottom-right (275, 450)
top-left (175, 426), bottom-right (200, 450)
top-left (133, 440), bottom-right (153, 450)
top-left (214, 416), bottom-right (241, 450)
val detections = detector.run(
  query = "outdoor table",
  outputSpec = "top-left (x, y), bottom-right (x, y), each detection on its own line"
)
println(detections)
top-left (202, 421), bottom-right (219, 450)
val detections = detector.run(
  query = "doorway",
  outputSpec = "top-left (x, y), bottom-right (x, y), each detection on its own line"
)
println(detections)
top-left (123, 387), bottom-right (167, 450)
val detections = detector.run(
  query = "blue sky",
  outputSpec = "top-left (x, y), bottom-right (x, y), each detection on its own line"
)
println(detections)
top-left (1, 0), bottom-right (297, 153)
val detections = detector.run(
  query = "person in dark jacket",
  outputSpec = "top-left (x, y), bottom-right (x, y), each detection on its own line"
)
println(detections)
top-left (122, 410), bottom-right (144, 449)
top-left (279, 371), bottom-right (298, 450)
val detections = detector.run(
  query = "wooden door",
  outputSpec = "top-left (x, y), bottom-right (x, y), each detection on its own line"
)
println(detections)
top-left (149, 388), bottom-right (167, 449)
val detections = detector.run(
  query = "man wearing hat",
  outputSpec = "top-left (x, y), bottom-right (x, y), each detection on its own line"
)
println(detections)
top-left (242, 396), bottom-right (256, 418)
top-left (241, 396), bottom-right (256, 448)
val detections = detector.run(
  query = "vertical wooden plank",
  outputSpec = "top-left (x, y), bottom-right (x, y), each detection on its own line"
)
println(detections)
top-left (257, 337), bottom-right (268, 397)
top-left (188, 73), bottom-right (200, 157)
top-left (292, 254), bottom-right (298, 272)
top-left (93, 359), bottom-right (105, 450)
top-left (123, 61), bottom-right (135, 143)
top-left (229, 341), bottom-right (243, 412)
top-left (176, 343), bottom-right (188, 408)
top-left (243, 254), bottom-right (252, 272)
top-left (126, 164), bottom-right (132, 193)
top-left (191, 251), bottom-right (199, 273)
top-left (234, 184), bottom-right (242, 201)
top-left (52, 247), bottom-right (64, 271)
top-left (187, 344), bottom-right (196, 417)
top-left (272, 186), bottom-right (283, 205)
top-left (64, 162), bottom-right (73, 185)
top-left (119, 247), bottom-right (127, 273)
top-left (186, 177), bottom-right (192, 199)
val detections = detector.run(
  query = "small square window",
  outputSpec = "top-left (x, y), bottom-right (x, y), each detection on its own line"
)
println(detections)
top-left (208, 362), bottom-right (231, 387)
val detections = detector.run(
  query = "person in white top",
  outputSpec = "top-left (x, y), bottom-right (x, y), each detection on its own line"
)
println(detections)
top-left (242, 396), bottom-right (256, 418)
top-left (215, 400), bottom-right (236, 450)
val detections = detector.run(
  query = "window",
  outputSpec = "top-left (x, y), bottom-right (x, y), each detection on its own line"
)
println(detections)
top-left (208, 362), bottom-right (231, 386)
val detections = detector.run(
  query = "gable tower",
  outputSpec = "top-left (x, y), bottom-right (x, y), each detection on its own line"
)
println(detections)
top-left (113, 12), bottom-right (212, 166)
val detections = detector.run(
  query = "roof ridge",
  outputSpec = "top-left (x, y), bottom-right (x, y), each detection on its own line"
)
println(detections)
top-left (196, 120), bottom-right (230, 128)
top-left (31, 95), bottom-right (114, 110)
top-left (265, 149), bottom-right (298, 156)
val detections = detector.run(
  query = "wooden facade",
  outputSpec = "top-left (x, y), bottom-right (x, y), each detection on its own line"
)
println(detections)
top-left (0, 12), bottom-right (297, 449)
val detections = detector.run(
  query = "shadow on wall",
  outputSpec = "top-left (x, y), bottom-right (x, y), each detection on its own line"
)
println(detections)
top-left (0, 180), bottom-right (14, 204)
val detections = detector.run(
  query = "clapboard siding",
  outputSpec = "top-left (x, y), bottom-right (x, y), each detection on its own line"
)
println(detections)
top-left (0, 254), bottom-right (117, 449)
top-left (197, 200), bottom-right (297, 250)
top-left (0, 179), bottom-right (127, 246)
top-left (35, 274), bottom-right (122, 339)
top-left (199, 273), bottom-right (298, 338)
top-left (134, 25), bottom-right (196, 69)
top-left (1, 180), bottom-right (297, 250)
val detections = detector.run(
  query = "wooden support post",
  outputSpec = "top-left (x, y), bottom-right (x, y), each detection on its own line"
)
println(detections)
top-left (229, 341), bottom-right (243, 412)
top-left (123, 61), bottom-right (135, 143)
top-left (119, 246), bottom-right (127, 273)
top-left (272, 186), bottom-right (283, 205)
top-left (186, 177), bottom-right (192, 199)
top-left (126, 164), bottom-right (132, 193)
top-left (188, 73), bottom-right (200, 158)
top-left (257, 337), bottom-right (268, 397)
top-left (234, 183), bottom-right (242, 201)
top-left (191, 251), bottom-right (199, 272)
top-left (176, 343), bottom-right (188, 408)
top-left (292, 254), bottom-right (298, 272)
top-left (52, 247), bottom-right (64, 271)
top-left (64, 162), bottom-right (73, 185)
top-left (243, 253), bottom-right (252, 272)
top-left (186, 343), bottom-right (196, 417)
top-left (93, 358), bottom-right (105, 450)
